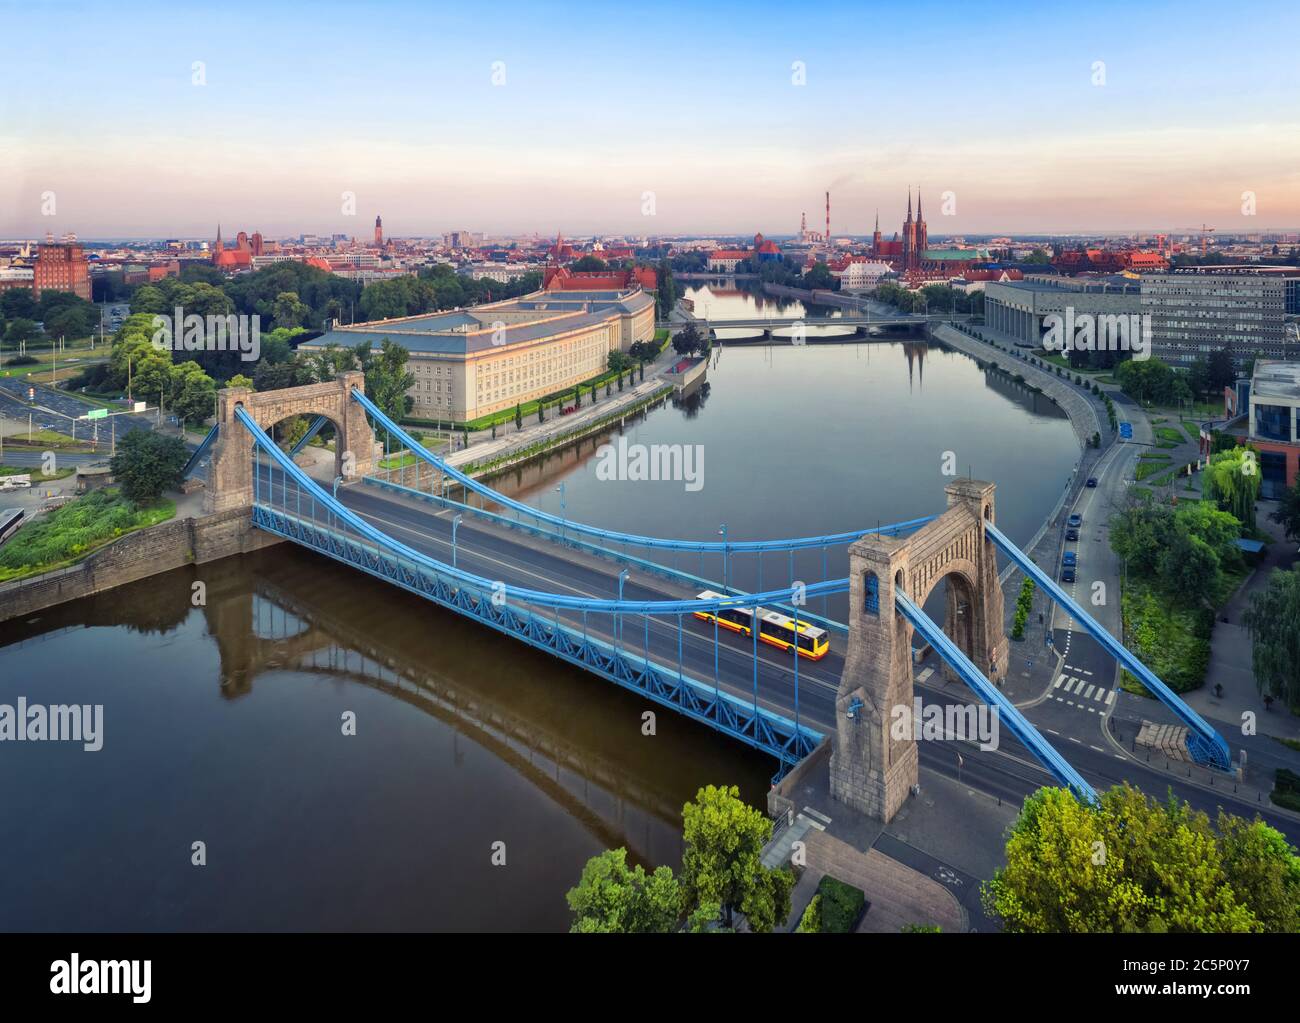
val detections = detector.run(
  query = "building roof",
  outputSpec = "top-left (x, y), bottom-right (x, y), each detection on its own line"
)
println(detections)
top-left (1251, 360), bottom-right (1300, 401)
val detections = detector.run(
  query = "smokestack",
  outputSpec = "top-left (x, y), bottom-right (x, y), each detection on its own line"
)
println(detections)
top-left (825, 191), bottom-right (830, 245)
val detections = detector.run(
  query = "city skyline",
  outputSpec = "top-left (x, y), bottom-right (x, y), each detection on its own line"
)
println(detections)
top-left (4, 0), bottom-right (1299, 237)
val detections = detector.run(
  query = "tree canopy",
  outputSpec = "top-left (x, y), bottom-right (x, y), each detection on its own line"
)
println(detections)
top-left (983, 784), bottom-right (1300, 932)
top-left (1243, 566), bottom-right (1300, 712)
top-left (110, 428), bottom-right (189, 506)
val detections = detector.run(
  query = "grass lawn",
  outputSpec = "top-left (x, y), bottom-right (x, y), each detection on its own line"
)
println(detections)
top-left (2, 428), bottom-right (86, 449)
top-left (1119, 565), bottom-right (1248, 696)
top-left (0, 464), bottom-right (76, 481)
top-left (0, 488), bottom-right (175, 582)
top-left (1181, 421), bottom-right (1202, 443)
top-left (1154, 426), bottom-right (1185, 446)
top-left (1135, 457), bottom-right (1171, 481)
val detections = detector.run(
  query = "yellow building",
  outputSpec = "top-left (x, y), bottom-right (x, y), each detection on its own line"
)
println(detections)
top-left (300, 288), bottom-right (655, 423)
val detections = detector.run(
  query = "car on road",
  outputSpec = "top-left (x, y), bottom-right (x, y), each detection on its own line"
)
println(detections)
top-left (1066, 527), bottom-right (1079, 541)
top-left (1086, 477), bottom-right (1098, 488)
top-left (1067, 513), bottom-right (1082, 528)
top-left (560, 405), bottom-right (577, 416)
top-left (1062, 551), bottom-right (1078, 567)
top-left (1061, 567), bottom-right (1076, 583)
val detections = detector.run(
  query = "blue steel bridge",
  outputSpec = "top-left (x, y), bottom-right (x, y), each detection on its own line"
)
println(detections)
top-left (207, 377), bottom-right (1232, 815)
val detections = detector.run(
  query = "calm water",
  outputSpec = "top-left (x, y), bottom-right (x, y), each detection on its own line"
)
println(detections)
top-left (0, 340), bottom-right (1077, 931)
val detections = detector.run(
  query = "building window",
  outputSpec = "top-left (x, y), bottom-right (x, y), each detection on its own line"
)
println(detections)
top-left (863, 572), bottom-right (879, 616)
top-left (1255, 403), bottom-right (1292, 442)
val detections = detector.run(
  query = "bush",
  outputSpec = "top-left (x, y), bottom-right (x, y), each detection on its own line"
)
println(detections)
top-left (1011, 577), bottom-right (1035, 640)
top-left (795, 895), bottom-right (821, 933)
top-left (816, 875), bottom-right (866, 933)
top-left (1272, 769), bottom-right (1300, 812)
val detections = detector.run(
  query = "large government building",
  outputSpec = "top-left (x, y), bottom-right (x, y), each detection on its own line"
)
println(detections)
top-left (300, 287), bottom-right (655, 422)
top-left (983, 275), bottom-right (1142, 347)
top-left (1139, 266), bottom-right (1300, 367)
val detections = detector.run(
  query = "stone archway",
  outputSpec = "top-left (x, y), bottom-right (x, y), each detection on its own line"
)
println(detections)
top-left (830, 479), bottom-right (1008, 822)
top-left (205, 371), bottom-right (376, 514)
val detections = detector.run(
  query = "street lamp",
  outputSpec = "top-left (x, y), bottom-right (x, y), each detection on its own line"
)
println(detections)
top-left (718, 523), bottom-right (729, 590)
top-left (617, 568), bottom-right (630, 645)
top-left (555, 482), bottom-right (566, 540)
top-left (332, 475), bottom-right (343, 499)
top-left (452, 513), bottom-right (463, 568)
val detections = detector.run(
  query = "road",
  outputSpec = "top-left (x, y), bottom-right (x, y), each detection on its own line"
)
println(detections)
top-left (0, 377), bottom-right (159, 450)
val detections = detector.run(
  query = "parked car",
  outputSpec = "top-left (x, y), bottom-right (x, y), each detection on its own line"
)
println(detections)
top-left (1067, 513), bottom-right (1082, 528)
top-left (559, 405), bottom-right (577, 416)
top-left (1061, 567), bottom-right (1076, 583)
top-left (1086, 477), bottom-right (1098, 488)
top-left (1066, 528), bottom-right (1079, 541)
top-left (1063, 551), bottom-right (1078, 567)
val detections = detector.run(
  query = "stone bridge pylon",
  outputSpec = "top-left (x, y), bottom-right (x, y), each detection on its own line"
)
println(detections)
top-left (205, 371), bottom-right (376, 514)
top-left (831, 479), bottom-right (1008, 822)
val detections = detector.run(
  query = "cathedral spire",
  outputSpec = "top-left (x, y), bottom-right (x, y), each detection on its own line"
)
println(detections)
top-left (917, 190), bottom-right (923, 220)
top-left (906, 188), bottom-right (912, 221)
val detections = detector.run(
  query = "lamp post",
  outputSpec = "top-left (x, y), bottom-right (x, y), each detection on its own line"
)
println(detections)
top-left (452, 513), bottom-right (463, 568)
top-left (332, 475), bottom-right (343, 499)
top-left (617, 568), bottom-right (630, 647)
top-left (718, 523), bottom-right (729, 590)
top-left (555, 482), bottom-right (566, 540)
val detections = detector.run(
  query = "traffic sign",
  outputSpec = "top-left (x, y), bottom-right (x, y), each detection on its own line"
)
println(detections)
top-left (86, 408), bottom-right (108, 420)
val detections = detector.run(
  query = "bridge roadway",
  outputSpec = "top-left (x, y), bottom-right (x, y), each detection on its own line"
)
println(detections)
top-left (265, 476), bottom-right (1300, 841)
top-left (310, 478), bottom-right (1096, 802)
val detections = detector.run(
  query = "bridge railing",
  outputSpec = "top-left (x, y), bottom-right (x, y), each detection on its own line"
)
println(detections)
top-left (363, 474), bottom-right (853, 637)
top-left (239, 405), bottom-right (827, 768)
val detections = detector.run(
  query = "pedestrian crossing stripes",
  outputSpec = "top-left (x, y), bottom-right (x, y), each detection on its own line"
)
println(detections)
top-left (1050, 673), bottom-right (1114, 710)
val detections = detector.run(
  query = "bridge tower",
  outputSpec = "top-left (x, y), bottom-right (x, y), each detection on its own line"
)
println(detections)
top-left (205, 371), bottom-right (376, 514)
top-left (831, 478), bottom-right (1007, 822)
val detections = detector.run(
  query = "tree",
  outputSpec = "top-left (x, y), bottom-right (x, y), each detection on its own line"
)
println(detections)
top-left (672, 323), bottom-right (705, 358)
top-left (169, 361), bottom-right (217, 424)
top-left (271, 291), bottom-right (309, 329)
top-left (1202, 447), bottom-right (1261, 529)
top-left (982, 784), bottom-right (1298, 932)
top-left (353, 339), bottom-right (415, 425)
top-left (570, 255), bottom-right (609, 273)
top-left (1243, 567), bottom-right (1300, 711)
top-left (4, 318), bottom-right (41, 344)
top-left (1207, 348), bottom-right (1237, 395)
top-left (565, 848), bottom-right (681, 933)
top-left (110, 428), bottom-right (189, 506)
top-left (680, 784), bottom-right (794, 932)
top-left (1270, 481), bottom-right (1300, 541)
top-left (1187, 357), bottom-right (1212, 403)
top-left (803, 260), bottom-right (835, 291)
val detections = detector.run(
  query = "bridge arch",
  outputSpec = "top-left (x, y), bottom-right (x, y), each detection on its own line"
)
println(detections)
top-left (831, 478), bottom-right (1008, 822)
top-left (205, 371), bottom-right (376, 513)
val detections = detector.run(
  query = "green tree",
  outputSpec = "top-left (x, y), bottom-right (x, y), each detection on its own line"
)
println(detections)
top-left (680, 784), bottom-right (794, 933)
top-left (1270, 481), bottom-right (1300, 541)
top-left (109, 428), bottom-right (189, 506)
top-left (1202, 446), bottom-right (1261, 528)
top-left (804, 260), bottom-right (836, 291)
top-left (353, 339), bottom-right (415, 425)
top-left (1243, 567), bottom-right (1300, 711)
top-left (565, 848), bottom-right (681, 933)
top-left (169, 361), bottom-right (217, 424)
top-left (4, 318), bottom-right (41, 344)
top-left (1206, 348), bottom-right (1237, 395)
top-left (982, 784), bottom-right (1297, 932)
top-left (570, 255), bottom-right (608, 273)
top-left (271, 291), bottom-right (309, 329)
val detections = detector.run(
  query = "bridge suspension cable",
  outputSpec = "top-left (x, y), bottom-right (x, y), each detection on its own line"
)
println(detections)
top-left (984, 521), bottom-right (1232, 771)
top-left (895, 590), bottom-right (1098, 804)
top-left (238, 405), bottom-right (847, 615)
top-left (350, 388), bottom-right (935, 554)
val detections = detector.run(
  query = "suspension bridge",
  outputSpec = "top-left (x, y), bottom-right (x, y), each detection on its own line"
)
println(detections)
top-left (196, 372), bottom-right (1232, 822)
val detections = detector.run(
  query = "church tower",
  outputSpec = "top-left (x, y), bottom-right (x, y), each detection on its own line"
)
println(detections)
top-left (374, 215), bottom-right (383, 247)
top-left (916, 191), bottom-right (928, 260)
top-left (872, 209), bottom-right (882, 255)
top-left (902, 189), bottom-right (917, 270)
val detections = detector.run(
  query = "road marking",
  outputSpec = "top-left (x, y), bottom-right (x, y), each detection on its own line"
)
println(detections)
top-left (1053, 675), bottom-right (1065, 689)
top-left (1083, 684), bottom-right (1095, 700)
top-left (1105, 690), bottom-right (1115, 705)
top-left (1090, 745), bottom-right (1105, 752)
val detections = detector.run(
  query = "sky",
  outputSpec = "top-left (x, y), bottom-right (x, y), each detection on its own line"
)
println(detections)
top-left (2, 0), bottom-right (1298, 239)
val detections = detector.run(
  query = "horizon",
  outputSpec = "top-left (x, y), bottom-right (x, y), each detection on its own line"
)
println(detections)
top-left (4, 0), bottom-right (1299, 238)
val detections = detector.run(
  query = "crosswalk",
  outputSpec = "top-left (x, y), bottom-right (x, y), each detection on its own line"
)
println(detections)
top-left (1049, 670), bottom-right (1115, 713)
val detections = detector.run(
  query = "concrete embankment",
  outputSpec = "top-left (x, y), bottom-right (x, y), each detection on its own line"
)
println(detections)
top-left (929, 323), bottom-right (1105, 452)
top-left (0, 508), bottom-right (283, 625)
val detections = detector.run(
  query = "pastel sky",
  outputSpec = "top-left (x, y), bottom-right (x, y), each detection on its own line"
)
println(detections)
top-left (2, 0), bottom-right (1298, 239)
